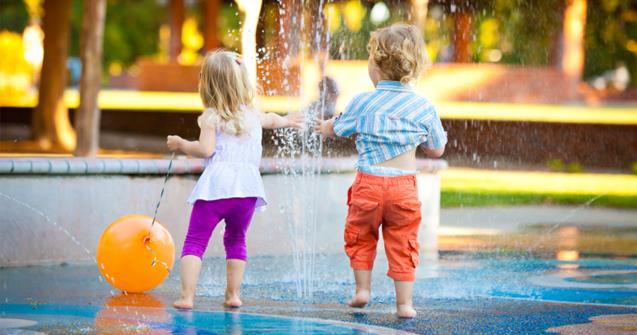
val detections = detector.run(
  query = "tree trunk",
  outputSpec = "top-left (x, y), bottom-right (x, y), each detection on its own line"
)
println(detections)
top-left (169, 0), bottom-right (185, 61)
top-left (561, 0), bottom-right (587, 98)
top-left (452, 12), bottom-right (472, 63)
top-left (202, 0), bottom-right (220, 51)
top-left (75, 0), bottom-right (106, 157)
top-left (33, 0), bottom-right (75, 152)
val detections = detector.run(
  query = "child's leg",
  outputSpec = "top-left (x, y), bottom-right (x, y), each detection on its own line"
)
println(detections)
top-left (174, 200), bottom-right (222, 309)
top-left (383, 218), bottom-right (420, 317)
top-left (224, 259), bottom-right (246, 307)
top-left (349, 269), bottom-right (372, 307)
top-left (174, 255), bottom-right (202, 309)
top-left (344, 177), bottom-right (383, 308)
top-left (383, 179), bottom-right (421, 318)
top-left (221, 197), bottom-right (258, 307)
top-left (345, 221), bottom-right (380, 308)
top-left (394, 280), bottom-right (416, 318)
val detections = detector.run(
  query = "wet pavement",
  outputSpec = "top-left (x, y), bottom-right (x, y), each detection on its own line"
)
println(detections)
top-left (1, 250), bottom-right (637, 334)
top-left (1, 205), bottom-right (637, 334)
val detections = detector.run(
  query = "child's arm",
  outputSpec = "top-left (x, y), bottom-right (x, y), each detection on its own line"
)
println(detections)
top-left (419, 105), bottom-right (447, 158)
top-left (420, 145), bottom-right (445, 158)
top-left (166, 126), bottom-right (216, 158)
top-left (316, 94), bottom-right (360, 138)
top-left (260, 112), bottom-right (304, 129)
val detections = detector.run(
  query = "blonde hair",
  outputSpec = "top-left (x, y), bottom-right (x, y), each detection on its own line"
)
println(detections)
top-left (197, 50), bottom-right (256, 136)
top-left (367, 23), bottom-right (428, 85)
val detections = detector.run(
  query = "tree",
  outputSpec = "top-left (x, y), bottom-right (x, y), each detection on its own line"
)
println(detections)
top-left (75, 0), bottom-right (106, 157)
top-left (169, 0), bottom-right (184, 61)
top-left (560, 0), bottom-right (587, 97)
top-left (202, 0), bottom-right (221, 51)
top-left (33, 0), bottom-right (75, 152)
top-left (0, 0), bottom-right (29, 32)
top-left (584, 0), bottom-right (637, 87)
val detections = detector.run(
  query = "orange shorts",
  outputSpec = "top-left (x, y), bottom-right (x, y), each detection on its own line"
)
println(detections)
top-left (344, 172), bottom-right (422, 281)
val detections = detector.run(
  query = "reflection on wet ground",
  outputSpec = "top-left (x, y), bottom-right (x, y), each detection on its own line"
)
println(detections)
top-left (439, 223), bottom-right (637, 257)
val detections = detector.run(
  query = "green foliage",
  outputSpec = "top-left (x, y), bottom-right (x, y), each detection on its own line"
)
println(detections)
top-left (329, 22), bottom-right (372, 60)
top-left (565, 162), bottom-right (584, 173)
top-left (441, 191), bottom-right (637, 209)
top-left (328, 2), bottom-right (409, 60)
top-left (2, 0), bottom-right (635, 87)
top-left (69, 0), bottom-right (166, 68)
top-left (546, 159), bottom-right (564, 172)
top-left (546, 160), bottom-right (585, 173)
top-left (218, 2), bottom-right (241, 52)
top-left (490, 0), bottom-right (563, 65)
top-left (465, 0), bottom-right (564, 65)
top-left (423, 5), bottom-right (453, 62)
top-left (584, 0), bottom-right (637, 85)
top-left (0, 0), bottom-right (29, 33)
top-left (631, 162), bottom-right (637, 175)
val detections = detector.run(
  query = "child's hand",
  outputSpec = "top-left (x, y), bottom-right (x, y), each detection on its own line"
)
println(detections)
top-left (314, 118), bottom-right (336, 138)
top-left (285, 112), bottom-right (305, 129)
top-left (166, 135), bottom-right (183, 152)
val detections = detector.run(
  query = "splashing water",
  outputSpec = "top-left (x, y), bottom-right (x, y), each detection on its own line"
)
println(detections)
top-left (0, 188), bottom-right (172, 286)
top-left (276, 131), bottom-right (323, 301)
top-left (0, 191), bottom-right (94, 259)
top-left (270, 0), bottom-right (331, 302)
top-left (530, 194), bottom-right (606, 251)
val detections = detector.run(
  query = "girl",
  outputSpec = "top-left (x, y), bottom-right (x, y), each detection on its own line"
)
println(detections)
top-left (315, 23), bottom-right (447, 318)
top-left (167, 50), bottom-right (302, 309)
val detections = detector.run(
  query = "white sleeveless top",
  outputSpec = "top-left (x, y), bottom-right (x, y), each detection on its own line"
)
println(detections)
top-left (187, 108), bottom-right (267, 209)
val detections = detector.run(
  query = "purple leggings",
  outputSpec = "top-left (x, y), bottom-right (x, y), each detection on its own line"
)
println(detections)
top-left (182, 197), bottom-right (257, 261)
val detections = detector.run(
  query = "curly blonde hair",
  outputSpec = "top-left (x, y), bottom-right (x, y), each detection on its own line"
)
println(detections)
top-left (197, 50), bottom-right (256, 136)
top-left (367, 23), bottom-right (428, 85)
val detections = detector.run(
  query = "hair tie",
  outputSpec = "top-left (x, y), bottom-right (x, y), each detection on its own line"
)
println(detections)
top-left (235, 56), bottom-right (242, 65)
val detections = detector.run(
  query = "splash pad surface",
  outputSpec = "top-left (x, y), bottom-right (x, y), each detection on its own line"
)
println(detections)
top-left (1, 250), bottom-right (636, 334)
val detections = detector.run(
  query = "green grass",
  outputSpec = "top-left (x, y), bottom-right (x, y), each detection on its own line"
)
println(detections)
top-left (441, 191), bottom-right (637, 209)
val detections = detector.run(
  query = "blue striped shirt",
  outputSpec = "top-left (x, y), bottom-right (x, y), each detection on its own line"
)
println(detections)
top-left (333, 80), bottom-right (447, 176)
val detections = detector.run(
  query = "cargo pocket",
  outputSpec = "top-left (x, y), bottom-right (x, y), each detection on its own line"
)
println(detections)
top-left (408, 239), bottom-right (420, 267)
top-left (391, 199), bottom-right (422, 223)
top-left (344, 226), bottom-right (360, 258)
top-left (350, 199), bottom-right (379, 213)
top-left (347, 199), bottom-right (379, 224)
top-left (395, 200), bottom-right (422, 212)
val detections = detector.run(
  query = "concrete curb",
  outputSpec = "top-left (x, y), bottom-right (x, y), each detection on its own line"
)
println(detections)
top-left (0, 157), bottom-right (448, 175)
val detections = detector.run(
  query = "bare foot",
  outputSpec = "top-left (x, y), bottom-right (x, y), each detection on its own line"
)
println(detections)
top-left (396, 304), bottom-right (417, 318)
top-left (348, 289), bottom-right (370, 308)
top-left (173, 297), bottom-right (193, 310)
top-left (224, 291), bottom-right (242, 308)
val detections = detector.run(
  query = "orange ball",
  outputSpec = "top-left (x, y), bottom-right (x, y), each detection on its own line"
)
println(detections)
top-left (96, 214), bottom-right (175, 293)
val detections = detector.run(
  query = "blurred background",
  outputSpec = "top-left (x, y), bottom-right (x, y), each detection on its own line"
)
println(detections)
top-left (0, 0), bottom-right (636, 205)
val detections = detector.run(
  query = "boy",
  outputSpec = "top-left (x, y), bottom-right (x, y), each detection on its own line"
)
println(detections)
top-left (315, 23), bottom-right (446, 318)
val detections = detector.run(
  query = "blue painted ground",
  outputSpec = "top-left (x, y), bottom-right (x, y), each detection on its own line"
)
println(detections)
top-left (0, 303), bottom-right (383, 334)
top-left (1, 253), bottom-right (636, 334)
